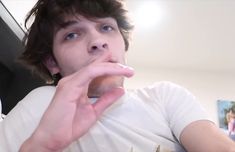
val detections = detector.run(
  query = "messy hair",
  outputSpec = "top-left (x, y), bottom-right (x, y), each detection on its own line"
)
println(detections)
top-left (20, 0), bottom-right (133, 83)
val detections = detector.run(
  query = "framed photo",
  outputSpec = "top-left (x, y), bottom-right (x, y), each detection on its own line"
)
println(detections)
top-left (217, 100), bottom-right (235, 140)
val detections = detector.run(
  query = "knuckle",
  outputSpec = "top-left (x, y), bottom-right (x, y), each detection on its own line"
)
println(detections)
top-left (84, 65), bottom-right (96, 79)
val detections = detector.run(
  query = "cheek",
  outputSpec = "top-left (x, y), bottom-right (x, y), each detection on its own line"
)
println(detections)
top-left (114, 36), bottom-right (126, 60)
top-left (111, 33), bottom-right (125, 48)
top-left (118, 34), bottom-right (126, 50)
top-left (54, 41), bottom-right (85, 63)
top-left (52, 44), bottom-right (84, 75)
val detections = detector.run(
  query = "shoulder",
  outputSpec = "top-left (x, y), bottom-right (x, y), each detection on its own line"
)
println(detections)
top-left (0, 86), bottom-right (56, 151)
top-left (4, 85), bottom-right (56, 127)
top-left (146, 81), bottom-right (186, 91)
top-left (135, 81), bottom-right (192, 98)
top-left (19, 85), bottom-right (56, 109)
top-left (22, 85), bottom-right (56, 101)
top-left (129, 81), bottom-right (197, 111)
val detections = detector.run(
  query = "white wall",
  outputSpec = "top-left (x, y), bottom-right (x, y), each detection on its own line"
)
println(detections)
top-left (125, 67), bottom-right (235, 126)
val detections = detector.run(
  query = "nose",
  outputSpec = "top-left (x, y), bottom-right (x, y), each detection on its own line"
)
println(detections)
top-left (88, 32), bottom-right (109, 54)
top-left (89, 42), bottom-right (108, 53)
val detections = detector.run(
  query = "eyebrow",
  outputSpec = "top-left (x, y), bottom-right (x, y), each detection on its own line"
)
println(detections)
top-left (55, 18), bottom-right (116, 34)
top-left (60, 20), bottom-right (79, 28)
top-left (55, 20), bottom-right (79, 34)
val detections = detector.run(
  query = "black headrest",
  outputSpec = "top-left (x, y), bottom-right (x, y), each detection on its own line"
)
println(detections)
top-left (0, 62), bottom-right (13, 99)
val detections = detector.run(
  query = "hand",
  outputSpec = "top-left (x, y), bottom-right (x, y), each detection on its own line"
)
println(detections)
top-left (20, 53), bottom-right (134, 151)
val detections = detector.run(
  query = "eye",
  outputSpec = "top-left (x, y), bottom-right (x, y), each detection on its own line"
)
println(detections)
top-left (64, 32), bottom-right (79, 41)
top-left (101, 25), bottom-right (114, 32)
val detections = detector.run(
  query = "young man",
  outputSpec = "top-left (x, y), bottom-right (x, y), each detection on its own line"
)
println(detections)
top-left (0, 0), bottom-right (234, 151)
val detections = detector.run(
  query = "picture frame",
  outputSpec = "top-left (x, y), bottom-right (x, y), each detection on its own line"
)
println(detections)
top-left (217, 99), bottom-right (235, 141)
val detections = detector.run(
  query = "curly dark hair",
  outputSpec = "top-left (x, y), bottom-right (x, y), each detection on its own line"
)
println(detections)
top-left (20, 0), bottom-right (133, 83)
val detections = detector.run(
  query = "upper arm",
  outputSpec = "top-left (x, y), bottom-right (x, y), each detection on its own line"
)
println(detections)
top-left (180, 120), bottom-right (235, 152)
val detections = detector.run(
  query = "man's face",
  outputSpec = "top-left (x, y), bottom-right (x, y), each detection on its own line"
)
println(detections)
top-left (51, 15), bottom-right (127, 96)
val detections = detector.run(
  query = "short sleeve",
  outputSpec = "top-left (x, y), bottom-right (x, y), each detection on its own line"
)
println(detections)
top-left (147, 81), bottom-right (212, 142)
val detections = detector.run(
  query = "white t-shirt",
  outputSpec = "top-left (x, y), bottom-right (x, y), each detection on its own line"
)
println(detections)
top-left (0, 82), bottom-right (211, 152)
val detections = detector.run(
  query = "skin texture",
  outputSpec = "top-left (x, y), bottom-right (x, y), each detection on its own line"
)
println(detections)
top-left (20, 16), bottom-right (134, 151)
top-left (180, 120), bottom-right (235, 152)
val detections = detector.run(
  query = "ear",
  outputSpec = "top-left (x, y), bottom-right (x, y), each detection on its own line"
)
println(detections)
top-left (43, 55), bottom-right (60, 75)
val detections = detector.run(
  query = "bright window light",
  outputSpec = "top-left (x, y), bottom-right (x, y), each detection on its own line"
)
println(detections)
top-left (1, 0), bottom-right (37, 30)
top-left (131, 1), bottom-right (164, 29)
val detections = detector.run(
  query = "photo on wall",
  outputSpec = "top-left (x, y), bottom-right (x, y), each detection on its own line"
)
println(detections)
top-left (217, 99), bottom-right (235, 141)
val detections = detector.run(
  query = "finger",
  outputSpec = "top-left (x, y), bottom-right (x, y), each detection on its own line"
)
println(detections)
top-left (90, 63), bottom-right (134, 78)
top-left (77, 89), bottom-right (89, 104)
top-left (93, 87), bottom-right (125, 116)
top-left (72, 62), bottom-right (134, 86)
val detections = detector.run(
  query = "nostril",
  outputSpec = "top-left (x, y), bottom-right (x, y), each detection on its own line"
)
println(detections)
top-left (91, 46), bottom-right (98, 50)
top-left (102, 43), bottom-right (108, 48)
top-left (90, 43), bottom-right (107, 51)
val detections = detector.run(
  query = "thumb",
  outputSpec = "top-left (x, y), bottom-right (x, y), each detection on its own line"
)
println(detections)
top-left (93, 87), bottom-right (124, 116)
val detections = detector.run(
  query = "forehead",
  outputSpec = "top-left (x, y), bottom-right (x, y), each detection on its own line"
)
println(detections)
top-left (57, 14), bottom-right (115, 26)
top-left (54, 15), bottom-right (118, 33)
top-left (64, 15), bottom-right (116, 24)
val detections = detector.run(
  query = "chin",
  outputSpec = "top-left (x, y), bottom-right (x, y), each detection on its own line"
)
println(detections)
top-left (88, 76), bottom-right (124, 97)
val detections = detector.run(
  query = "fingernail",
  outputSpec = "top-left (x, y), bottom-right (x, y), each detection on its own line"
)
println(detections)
top-left (118, 63), bottom-right (134, 70)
